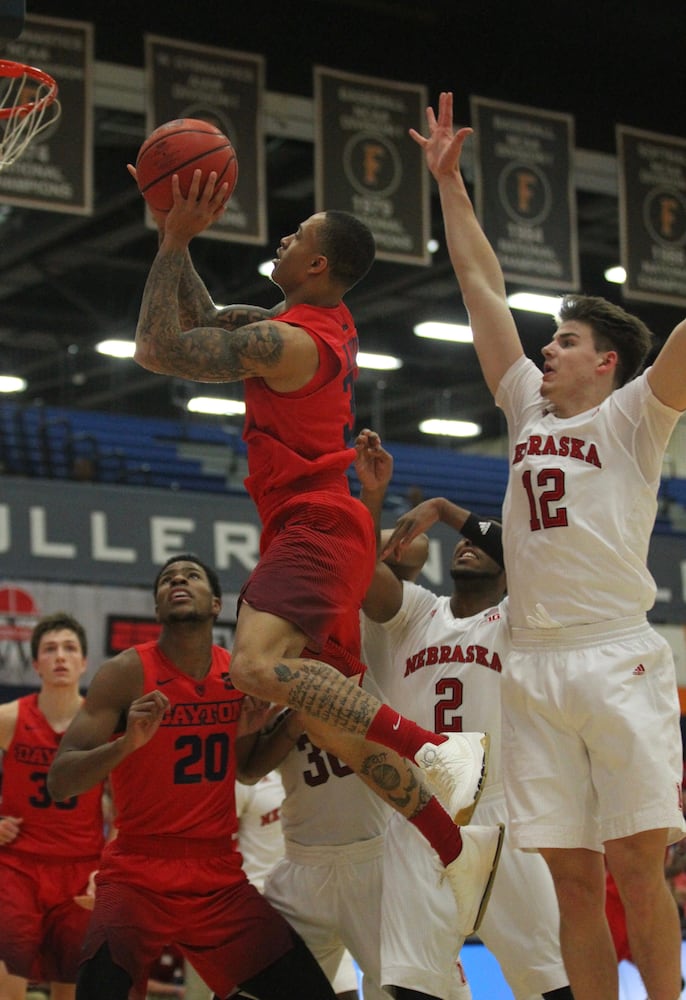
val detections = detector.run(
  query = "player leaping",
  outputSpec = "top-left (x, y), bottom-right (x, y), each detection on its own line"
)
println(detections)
top-left (129, 167), bottom-right (502, 926)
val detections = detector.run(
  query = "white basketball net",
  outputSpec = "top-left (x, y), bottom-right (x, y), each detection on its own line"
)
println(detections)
top-left (0, 60), bottom-right (61, 169)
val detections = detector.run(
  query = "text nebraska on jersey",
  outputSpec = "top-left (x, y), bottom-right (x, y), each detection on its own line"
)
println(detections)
top-left (513, 434), bottom-right (601, 467)
top-left (405, 643), bottom-right (503, 678)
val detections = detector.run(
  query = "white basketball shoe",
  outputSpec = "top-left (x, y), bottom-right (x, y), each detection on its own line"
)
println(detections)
top-left (415, 732), bottom-right (490, 824)
top-left (444, 823), bottom-right (505, 937)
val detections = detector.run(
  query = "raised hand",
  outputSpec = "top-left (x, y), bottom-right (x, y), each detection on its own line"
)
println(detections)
top-left (163, 169), bottom-right (230, 246)
top-left (127, 162), bottom-right (169, 232)
top-left (409, 91), bottom-right (473, 182)
top-left (354, 427), bottom-right (393, 492)
top-left (381, 498), bottom-right (443, 561)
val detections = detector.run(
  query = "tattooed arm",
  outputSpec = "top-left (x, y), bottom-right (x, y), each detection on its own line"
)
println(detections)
top-left (134, 243), bottom-right (318, 387)
top-left (134, 167), bottom-right (310, 384)
top-left (176, 249), bottom-right (286, 331)
top-left (152, 200), bottom-right (284, 333)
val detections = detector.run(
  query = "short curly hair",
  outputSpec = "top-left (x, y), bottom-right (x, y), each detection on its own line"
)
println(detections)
top-left (318, 210), bottom-right (375, 291)
top-left (153, 552), bottom-right (222, 600)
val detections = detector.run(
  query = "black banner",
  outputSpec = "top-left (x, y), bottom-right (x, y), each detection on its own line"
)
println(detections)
top-left (617, 125), bottom-right (686, 307)
top-left (0, 15), bottom-right (93, 214)
top-left (314, 66), bottom-right (429, 265)
top-left (470, 95), bottom-right (579, 290)
top-left (144, 34), bottom-right (266, 245)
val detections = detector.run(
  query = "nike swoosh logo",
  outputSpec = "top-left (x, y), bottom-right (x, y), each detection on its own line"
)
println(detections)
top-left (156, 678), bottom-right (175, 686)
top-left (392, 715), bottom-right (401, 731)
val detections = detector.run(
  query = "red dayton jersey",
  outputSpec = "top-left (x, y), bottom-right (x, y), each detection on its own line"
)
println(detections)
top-left (111, 642), bottom-right (243, 842)
top-left (1, 693), bottom-right (105, 859)
top-left (243, 301), bottom-right (359, 526)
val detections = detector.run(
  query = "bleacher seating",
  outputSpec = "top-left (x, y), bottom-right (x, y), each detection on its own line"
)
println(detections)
top-left (0, 401), bottom-right (245, 494)
top-left (379, 441), bottom-right (509, 518)
top-left (1, 401), bottom-right (685, 531)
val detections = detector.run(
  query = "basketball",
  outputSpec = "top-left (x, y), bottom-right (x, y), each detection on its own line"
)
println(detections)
top-left (135, 118), bottom-right (238, 213)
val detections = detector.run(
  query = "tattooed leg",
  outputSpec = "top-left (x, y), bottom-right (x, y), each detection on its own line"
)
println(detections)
top-left (303, 716), bottom-right (430, 820)
top-left (275, 658), bottom-right (380, 733)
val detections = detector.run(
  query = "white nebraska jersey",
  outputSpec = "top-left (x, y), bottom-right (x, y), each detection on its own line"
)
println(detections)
top-left (363, 593), bottom-right (571, 998)
top-left (363, 588), bottom-right (507, 791)
top-left (235, 772), bottom-right (285, 891)
top-left (497, 357), bottom-right (680, 628)
top-left (278, 701), bottom-right (391, 847)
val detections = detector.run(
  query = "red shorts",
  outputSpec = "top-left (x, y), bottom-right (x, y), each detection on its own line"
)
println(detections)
top-left (80, 843), bottom-right (294, 998)
top-left (0, 852), bottom-right (96, 981)
top-left (240, 491), bottom-right (376, 667)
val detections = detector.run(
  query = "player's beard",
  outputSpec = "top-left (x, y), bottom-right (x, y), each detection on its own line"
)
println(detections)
top-left (165, 607), bottom-right (207, 623)
top-left (450, 566), bottom-right (503, 584)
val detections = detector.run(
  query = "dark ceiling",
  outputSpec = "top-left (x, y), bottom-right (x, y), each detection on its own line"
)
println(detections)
top-left (1, 0), bottom-right (684, 448)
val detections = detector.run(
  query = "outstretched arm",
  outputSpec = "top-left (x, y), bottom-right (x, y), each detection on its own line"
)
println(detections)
top-left (354, 428), bottom-right (394, 547)
top-left (411, 92), bottom-right (523, 395)
top-left (648, 318), bottom-right (686, 412)
top-left (381, 496), bottom-right (472, 560)
top-left (354, 430), bottom-right (429, 622)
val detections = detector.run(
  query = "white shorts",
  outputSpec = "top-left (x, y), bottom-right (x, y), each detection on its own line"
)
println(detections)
top-left (263, 836), bottom-right (387, 997)
top-left (382, 791), bottom-right (568, 1000)
top-left (332, 949), bottom-right (359, 996)
top-left (474, 787), bottom-right (569, 998)
top-left (503, 617), bottom-right (686, 851)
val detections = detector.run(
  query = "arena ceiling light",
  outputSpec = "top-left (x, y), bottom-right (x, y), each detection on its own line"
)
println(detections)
top-left (506, 292), bottom-right (561, 315)
top-left (96, 339), bottom-right (135, 358)
top-left (604, 265), bottom-right (626, 284)
top-left (419, 418), bottom-right (482, 438)
top-left (357, 352), bottom-right (402, 370)
top-left (0, 374), bottom-right (27, 393)
top-left (413, 321), bottom-right (473, 343)
top-left (187, 396), bottom-right (246, 416)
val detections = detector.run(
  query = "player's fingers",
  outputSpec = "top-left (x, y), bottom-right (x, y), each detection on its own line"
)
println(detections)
top-left (201, 170), bottom-right (218, 201)
top-left (186, 168), bottom-right (204, 199)
top-left (148, 689), bottom-right (171, 713)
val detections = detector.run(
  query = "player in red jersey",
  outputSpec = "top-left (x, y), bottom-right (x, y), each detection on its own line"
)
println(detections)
top-left (0, 612), bottom-right (109, 1000)
top-left (47, 553), bottom-right (341, 1000)
top-left (129, 171), bottom-right (502, 921)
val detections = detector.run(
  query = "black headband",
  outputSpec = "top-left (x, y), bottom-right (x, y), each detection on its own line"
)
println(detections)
top-left (460, 514), bottom-right (504, 570)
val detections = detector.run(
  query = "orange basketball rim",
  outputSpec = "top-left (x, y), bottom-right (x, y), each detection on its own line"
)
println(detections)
top-left (0, 58), bottom-right (60, 168)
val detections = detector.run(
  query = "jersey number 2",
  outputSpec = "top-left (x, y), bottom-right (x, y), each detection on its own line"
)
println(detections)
top-left (434, 678), bottom-right (463, 733)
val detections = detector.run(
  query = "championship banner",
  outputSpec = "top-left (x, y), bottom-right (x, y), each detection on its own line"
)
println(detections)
top-left (616, 125), bottom-right (686, 307)
top-left (144, 34), bottom-right (266, 244)
top-left (470, 96), bottom-right (579, 290)
top-left (0, 15), bottom-right (94, 214)
top-left (314, 66), bottom-right (430, 265)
